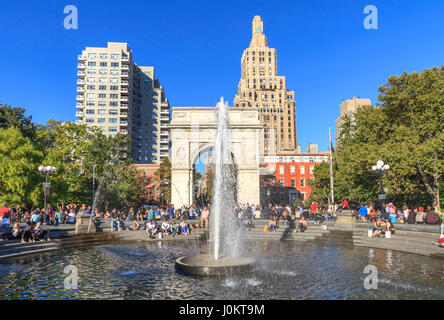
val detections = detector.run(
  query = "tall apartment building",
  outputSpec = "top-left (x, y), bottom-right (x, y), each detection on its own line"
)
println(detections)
top-left (335, 96), bottom-right (371, 143)
top-left (233, 15), bottom-right (297, 154)
top-left (75, 42), bottom-right (170, 164)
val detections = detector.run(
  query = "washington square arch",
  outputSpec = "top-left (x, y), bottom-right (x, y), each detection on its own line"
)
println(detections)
top-left (169, 105), bottom-right (262, 207)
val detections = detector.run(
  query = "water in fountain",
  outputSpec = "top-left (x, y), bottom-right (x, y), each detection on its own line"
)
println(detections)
top-left (211, 97), bottom-right (241, 260)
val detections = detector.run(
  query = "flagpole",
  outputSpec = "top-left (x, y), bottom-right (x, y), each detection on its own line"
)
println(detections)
top-left (329, 127), bottom-right (335, 210)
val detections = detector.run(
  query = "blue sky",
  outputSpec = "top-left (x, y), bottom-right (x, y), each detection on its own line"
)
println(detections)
top-left (0, 0), bottom-right (443, 154)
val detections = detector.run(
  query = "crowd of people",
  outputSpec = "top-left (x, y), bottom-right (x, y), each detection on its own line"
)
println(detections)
top-left (1, 199), bottom-right (442, 245)
top-left (354, 202), bottom-right (442, 225)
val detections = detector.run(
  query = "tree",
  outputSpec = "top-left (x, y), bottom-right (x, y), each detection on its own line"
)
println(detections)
top-left (308, 162), bottom-right (332, 206)
top-left (378, 66), bottom-right (444, 208)
top-left (316, 66), bottom-right (444, 209)
top-left (0, 104), bottom-right (37, 138)
top-left (0, 127), bottom-right (43, 206)
top-left (155, 157), bottom-right (172, 204)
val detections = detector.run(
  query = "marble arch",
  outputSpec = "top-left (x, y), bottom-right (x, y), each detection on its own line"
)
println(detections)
top-left (169, 107), bottom-right (261, 207)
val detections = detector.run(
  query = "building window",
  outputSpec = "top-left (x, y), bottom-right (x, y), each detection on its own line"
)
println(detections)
top-left (100, 62), bottom-right (107, 67)
top-left (109, 118), bottom-right (117, 123)
top-left (100, 53), bottom-right (107, 59)
top-left (310, 166), bottom-right (314, 174)
top-left (110, 69), bottom-right (119, 75)
top-left (86, 118), bottom-right (94, 123)
top-left (109, 127), bottom-right (117, 132)
top-left (87, 77), bottom-right (96, 83)
top-left (86, 109), bottom-right (94, 114)
top-left (88, 53), bottom-right (96, 58)
top-left (98, 94), bottom-right (106, 98)
top-left (290, 166), bottom-right (295, 174)
top-left (111, 54), bottom-right (119, 59)
top-left (109, 110), bottom-right (118, 115)
top-left (110, 102), bottom-right (118, 106)
top-left (87, 69), bottom-right (96, 74)
top-left (279, 179), bottom-right (284, 187)
top-left (111, 62), bottom-right (119, 67)
top-left (291, 178), bottom-right (295, 187)
top-left (87, 85), bottom-right (95, 90)
top-left (87, 61), bottom-right (96, 66)
top-left (99, 85), bottom-right (106, 90)
top-left (300, 178), bottom-right (305, 187)
top-left (279, 165), bottom-right (284, 174)
top-left (98, 118), bottom-right (105, 123)
top-left (110, 86), bottom-right (118, 90)
top-left (98, 101), bottom-right (106, 106)
top-left (300, 166), bottom-right (305, 174)
top-left (86, 93), bottom-right (95, 99)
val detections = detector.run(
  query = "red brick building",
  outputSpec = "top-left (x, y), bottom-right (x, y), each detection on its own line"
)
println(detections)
top-left (261, 152), bottom-right (329, 204)
top-left (133, 164), bottom-right (160, 203)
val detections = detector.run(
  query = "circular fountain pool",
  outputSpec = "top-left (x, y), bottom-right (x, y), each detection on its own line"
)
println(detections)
top-left (0, 240), bottom-right (443, 299)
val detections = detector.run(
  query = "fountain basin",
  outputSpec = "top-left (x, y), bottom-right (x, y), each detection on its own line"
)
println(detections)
top-left (175, 254), bottom-right (255, 276)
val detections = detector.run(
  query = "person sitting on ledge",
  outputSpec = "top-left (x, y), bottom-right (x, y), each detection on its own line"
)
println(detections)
top-left (170, 220), bottom-right (179, 235)
top-left (372, 218), bottom-right (383, 237)
top-left (384, 218), bottom-right (395, 235)
top-left (33, 222), bottom-right (51, 241)
top-left (161, 219), bottom-right (172, 235)
top-left (179, 218), bottom-right (190, 235)
top-left (267, 216), bottom-right (277, 232)
top-left (1, 223), bottom-right (23, 241)
top-left (146, 220), bottom-right (157, 239)
top-left (294, 216), bottom-right (307, 233)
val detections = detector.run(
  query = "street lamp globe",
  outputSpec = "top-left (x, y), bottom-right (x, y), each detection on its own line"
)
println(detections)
top-left (376, 160), bottom-right (384, 169)
top-left (383, 164), bottom-right (390, 171)
top-left (38, 166), bottom-right (44, 172)
top-left (371, 166), bottom-right (377, 171)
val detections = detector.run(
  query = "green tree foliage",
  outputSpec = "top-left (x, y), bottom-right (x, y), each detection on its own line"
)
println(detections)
top-left (0, 104), bottom-right (37, 138)
top-left (308, 162), bottom-right (333, 206)
top-left (0, 108), bottom-right (148, 209)
top-left (311, 66), bottom-right (443, 209)
top-left (155, 157), bottom-right (172, 204)
top-left (0, 127), bottom-right (43, 206)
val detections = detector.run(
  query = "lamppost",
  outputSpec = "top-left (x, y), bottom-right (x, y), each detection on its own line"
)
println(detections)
top-left (38, 165), bottom-right (57, 209)
top-left (372, 160), bottom-right (390, 211)
top-left (92, 164), bottom-right (97, 206)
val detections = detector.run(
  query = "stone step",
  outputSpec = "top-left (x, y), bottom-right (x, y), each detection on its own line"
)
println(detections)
top-left (0, 246), bottom-right (61, 260)
top-left (352, 241), bottom-right (440, 256)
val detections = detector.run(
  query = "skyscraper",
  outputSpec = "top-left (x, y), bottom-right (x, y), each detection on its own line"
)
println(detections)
top-left (233, 16), bottom-right (297, 154)
top-left (335, 96), bottom-right (371, 143)
top-left (76, 42), bottom-right (170, 164)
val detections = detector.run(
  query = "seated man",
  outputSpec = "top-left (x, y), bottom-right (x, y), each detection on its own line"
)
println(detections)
top-left (294, 216), bottom-right (307, 233)
top-left (170, 220), bottom-right (179, 235)
top-left (161, 219), bottom-right (172, 235)
top-left (33, 222), bottom-right (51, 241)
top-left (110, 209), bottom-right (121, 231)
top-left (146, 220), bottom-right (158, 239)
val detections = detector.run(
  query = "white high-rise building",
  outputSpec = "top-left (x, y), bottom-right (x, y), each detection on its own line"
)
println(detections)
top-left (76, 42), bottom-right (170, 164)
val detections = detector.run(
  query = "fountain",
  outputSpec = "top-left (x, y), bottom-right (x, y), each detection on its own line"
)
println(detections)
top-left (175, 98), bottom-right (255, 275)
